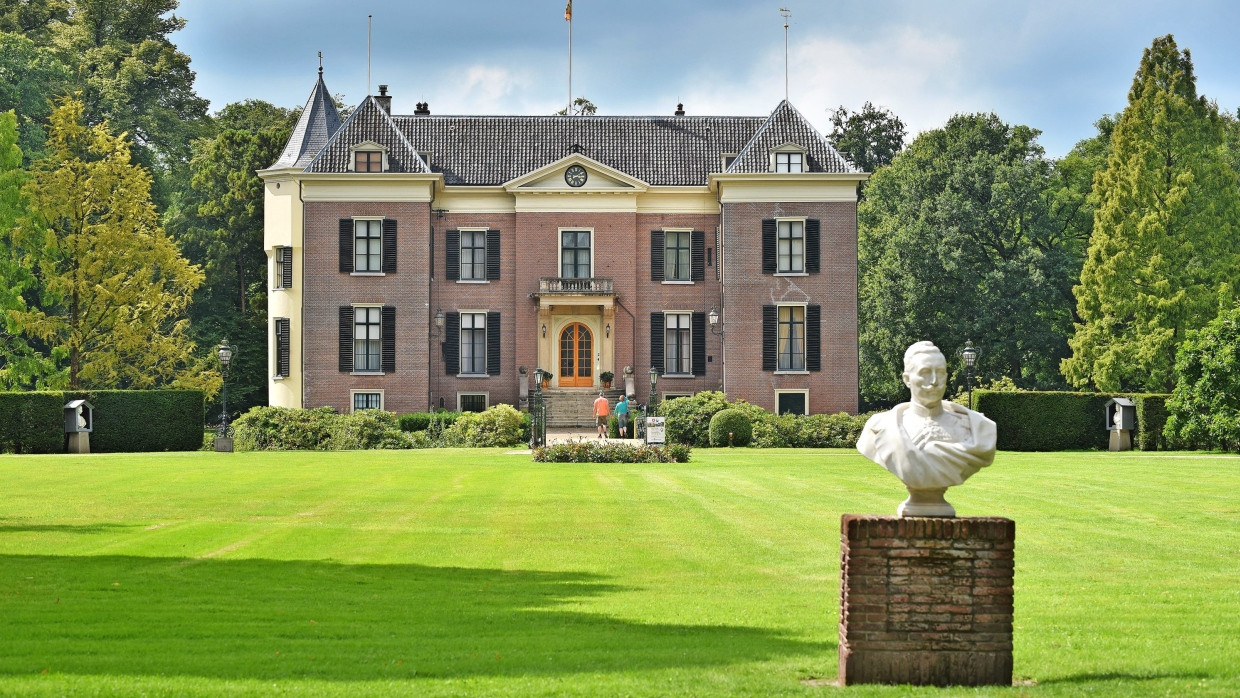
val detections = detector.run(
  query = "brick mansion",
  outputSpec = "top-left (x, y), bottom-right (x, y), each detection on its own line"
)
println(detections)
top-left (259, 69), bottom-right (866, 417)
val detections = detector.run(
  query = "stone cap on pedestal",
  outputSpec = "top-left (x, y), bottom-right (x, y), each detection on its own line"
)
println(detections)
top-left (842, 514), bottom-right (1015, 541)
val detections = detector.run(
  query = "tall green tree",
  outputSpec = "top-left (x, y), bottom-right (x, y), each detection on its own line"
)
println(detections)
top-left (858, 113), bottom-right (1082, 405)
top-left (0, 109), bottom-right (54, 387)
top-left (167, 99), bottom-right (296, 416)
top-left (1062, 35), bottom-right (1240, 392)
top-left (828, 101), bottom-right (906, 174)
top-left (10, 97), bottom-right (213, 392)
top-left (0, 31), bottom-right (71, 161)
top-left (50, 0), bottom-right (208, 203)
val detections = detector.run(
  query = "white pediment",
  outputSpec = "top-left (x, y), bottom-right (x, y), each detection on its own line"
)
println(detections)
top-left (503, 154), bottom-right (649, 194)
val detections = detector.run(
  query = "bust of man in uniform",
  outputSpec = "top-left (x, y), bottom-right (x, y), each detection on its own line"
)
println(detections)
top-left (856, 341), bottom-right (997, 517)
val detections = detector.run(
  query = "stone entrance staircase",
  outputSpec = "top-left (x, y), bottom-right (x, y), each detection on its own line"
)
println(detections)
top-left (542, 388), bottom-right (628, 428)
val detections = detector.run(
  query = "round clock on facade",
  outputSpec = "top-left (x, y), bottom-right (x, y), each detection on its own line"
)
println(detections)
top-left (564, 165), bottom-right (588, 187)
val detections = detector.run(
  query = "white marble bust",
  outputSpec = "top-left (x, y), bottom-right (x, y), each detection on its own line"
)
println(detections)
top-left (857, 341), bottom-right (997, 517)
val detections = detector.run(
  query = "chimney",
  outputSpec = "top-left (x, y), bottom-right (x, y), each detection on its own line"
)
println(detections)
top-left (414, 101), bottom-right (431, 116)
top-left (375, 84), bottom-right (391, 114)
top-left (674, 102), bottom-right (685, 116)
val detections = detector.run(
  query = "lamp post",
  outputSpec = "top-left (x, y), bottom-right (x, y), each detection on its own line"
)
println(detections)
top-left (960, 339), bottom-right (979, 409)
top-left (648, 366), bottom-right (659, 411)
top-left (215, 338), bottom-right (237, 452)
top-left (433, 308), bottom-right (445, 409)
top-left (530, 367), bottom-right (546, 448)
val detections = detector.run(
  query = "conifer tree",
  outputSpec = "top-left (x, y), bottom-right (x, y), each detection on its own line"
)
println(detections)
top-left (11, 97), bottom-right (214, 392)
top-left (1062, 35), bottom-right (1240, 392)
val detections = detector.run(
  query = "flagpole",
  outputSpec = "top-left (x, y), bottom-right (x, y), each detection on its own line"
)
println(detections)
top-left (567, 1), bottom-right (573, 114)
top-left (780, 8), bottom-right (791, 103)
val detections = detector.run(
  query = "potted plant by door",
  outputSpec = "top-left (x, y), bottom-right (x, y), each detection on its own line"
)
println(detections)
top-left (600, 371), bottom-right (614, 389)
top-left (541, 371), bottom-right (553, 389)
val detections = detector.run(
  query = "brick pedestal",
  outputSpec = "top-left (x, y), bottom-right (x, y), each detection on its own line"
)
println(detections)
top-left (839, 515), bottom-right (1014, 686)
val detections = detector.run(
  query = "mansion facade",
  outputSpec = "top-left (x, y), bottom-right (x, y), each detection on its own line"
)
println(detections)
top-left (260, 71), bottom-right (866, 416)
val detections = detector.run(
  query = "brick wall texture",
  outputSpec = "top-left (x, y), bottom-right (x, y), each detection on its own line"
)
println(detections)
top-left (296, 198), bottom-right (858, 415)
top-left (839, 515), bottom-right (1015, 687)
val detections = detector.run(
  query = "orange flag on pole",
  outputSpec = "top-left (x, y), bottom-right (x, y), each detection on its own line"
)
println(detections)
top-left (565, 0), bottom-right (572, 21)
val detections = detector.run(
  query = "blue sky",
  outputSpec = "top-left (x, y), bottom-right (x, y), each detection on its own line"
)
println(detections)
top-left (175, 1), bottom-right (1240, 157)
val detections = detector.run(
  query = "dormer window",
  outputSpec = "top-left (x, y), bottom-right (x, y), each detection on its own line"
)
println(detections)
top-left (771, 144), bottom-right (806, 173)
top-left (348, 141), bottom-right (389, 173)
top-left (355, 150), bottom-right (383, 172)
top-left (775, 151), bottom-right (803, 173)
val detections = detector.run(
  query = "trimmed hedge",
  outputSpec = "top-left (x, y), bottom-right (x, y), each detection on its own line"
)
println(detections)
top-left (0, 390), bottom-right (205, 453)
top-left (532, 441), bottom-right (691, 463)
top-left (974, 390), bottom-right (1171, 451)
top-left (67, 390), bottom-right (206, 453)
top-left (0, 392), bottom-right (65, 454)
top-left (398, 411), bottom-right (462, 432)
top-left (1133, 394), bottom-right (1169, 451)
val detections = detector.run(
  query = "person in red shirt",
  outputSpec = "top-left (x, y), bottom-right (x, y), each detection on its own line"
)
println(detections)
top-left (593, 392), bottom-right (610, 438)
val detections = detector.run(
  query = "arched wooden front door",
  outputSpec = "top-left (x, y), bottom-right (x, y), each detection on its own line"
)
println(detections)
top-left (558, 323), bottom-right (593, 387)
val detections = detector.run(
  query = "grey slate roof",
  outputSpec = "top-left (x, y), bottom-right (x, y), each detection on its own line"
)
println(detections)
top-left (307, 97), bottom-right (430, 174)
top-left (270, 70), bottom-right (342, 169)
top-left (727, 100), bottom-right (855, 175)
top-left (295, 83), bottom-right (860, 184)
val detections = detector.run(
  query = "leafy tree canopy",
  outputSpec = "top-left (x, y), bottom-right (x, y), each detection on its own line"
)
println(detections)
top-left (828, 101), bottom-right (906, 173)
top-left (1164, 290), bottom-right (1240, 451)
top-left (858, 113), bottom-right (1082, 405)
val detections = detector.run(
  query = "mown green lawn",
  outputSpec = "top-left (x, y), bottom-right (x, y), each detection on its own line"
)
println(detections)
top-left (0, 448), bottom-right (1237, 697)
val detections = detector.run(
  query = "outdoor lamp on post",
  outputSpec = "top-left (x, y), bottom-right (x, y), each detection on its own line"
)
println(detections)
top-left (960, 339), bottom-right (979, 409)
top-left (215, 338), bottom-right (237, 452)
top-left (648, 366), bottom-right (659, 410)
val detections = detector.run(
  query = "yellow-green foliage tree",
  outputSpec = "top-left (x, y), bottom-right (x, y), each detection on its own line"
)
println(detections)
top-left (11, 97), bottom-right (216, 393)
top-left (1062, 35), bottom-right (1240, 392)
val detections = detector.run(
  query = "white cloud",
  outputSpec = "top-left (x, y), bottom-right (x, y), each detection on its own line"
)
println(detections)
top-left (680, 26), bottom-right (979, 140)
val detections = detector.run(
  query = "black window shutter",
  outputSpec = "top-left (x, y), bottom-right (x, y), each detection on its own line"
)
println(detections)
top-left (338, 306), bottom-right (354, 372)
top-left (277, 318), bottom-right (290, 377)
top-left (486, 311), bottom-right (501, 375)
top-left (650, 312), bottom-right (664, 373)
top-left (339, 219), bottom-right (354, 273)
top-left (762, 305), bottom-right (777, 371)
top-left (691, 311), bottom-right (706, 376)
top-left (381, 305), bottom-right (396, 373)
top-left (446, 229), bottom-right (460, 281)
top-left (486, 229), bottom-right (500, 281)
top-left (691, 230), bottom-right (705, 281)
top-left (281, 247), bottom-right (293, 289)
top-left (443, 312), bottom-right (460, 375)
top-left (807, 304), bottom-right (821, 372)
top-left (806, 219), bottom-right (821, 274)
top-left (761, 219), bottom-right (777, 274)
top-left (382, 219), bottom-right (397, 273)
top-left (650, 230), bottom-right (664, 282)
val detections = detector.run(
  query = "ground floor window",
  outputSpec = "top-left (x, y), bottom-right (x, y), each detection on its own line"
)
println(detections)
top-left (661, 392), bottom-right (693, 404)
top-left (775, 390), bottom-right (808, 416)
top-left (352, 391), bottom-right (383, 411)
top-left (458, 393), bottom-right (488, 412)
